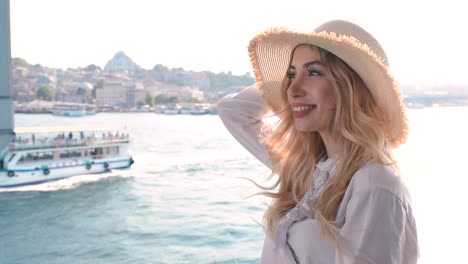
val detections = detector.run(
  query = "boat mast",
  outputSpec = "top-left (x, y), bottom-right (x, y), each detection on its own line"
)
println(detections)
top-left (0, 0), bottom-right (14, 151)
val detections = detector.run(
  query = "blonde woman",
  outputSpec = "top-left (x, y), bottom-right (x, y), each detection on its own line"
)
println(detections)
top-left (218, 20), bottom-right (419, 263)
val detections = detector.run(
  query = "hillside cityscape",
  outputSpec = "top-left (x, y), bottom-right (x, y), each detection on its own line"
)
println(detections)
top-left (11, 51), bottom-right (468, 114)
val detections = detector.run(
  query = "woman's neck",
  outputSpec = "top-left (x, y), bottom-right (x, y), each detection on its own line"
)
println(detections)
top-left (319, 131), bottom-right (337, 159)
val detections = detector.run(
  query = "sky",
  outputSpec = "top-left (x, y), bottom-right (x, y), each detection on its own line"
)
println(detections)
top-left (8, 0), bottom-right (468, 86)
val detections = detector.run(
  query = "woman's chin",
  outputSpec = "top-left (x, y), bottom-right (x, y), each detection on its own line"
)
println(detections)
top-left (294, 123), bottom-right (317, 133)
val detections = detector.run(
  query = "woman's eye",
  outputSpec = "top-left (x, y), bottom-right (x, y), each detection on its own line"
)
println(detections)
top-left (308, 69), bottom-right (321, 76)
top-left (287, 72), bottom-right (296, 79)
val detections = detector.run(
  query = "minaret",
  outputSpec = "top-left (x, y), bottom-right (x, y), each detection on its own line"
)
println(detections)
top-left (0, 0), bottom-right (14, 151)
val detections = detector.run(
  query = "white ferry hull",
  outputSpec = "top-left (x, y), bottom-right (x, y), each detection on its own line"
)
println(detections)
top-left (51, 110), bottom-right (87, 117)
top-left (162, 109), bottom-right (180, 114)
top-left (0, 157), bottom-right (134, 188)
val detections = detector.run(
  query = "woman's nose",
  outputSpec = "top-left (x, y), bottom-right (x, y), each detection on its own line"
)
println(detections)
top-left (287, 79), bottom-right (305, 98)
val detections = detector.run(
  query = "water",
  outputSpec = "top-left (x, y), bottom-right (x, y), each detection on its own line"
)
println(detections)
top-left (0, 107), bottom-right (467, 264)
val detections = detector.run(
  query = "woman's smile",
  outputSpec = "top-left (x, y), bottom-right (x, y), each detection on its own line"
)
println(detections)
top-left (291, 103), bottom-right (317, 118)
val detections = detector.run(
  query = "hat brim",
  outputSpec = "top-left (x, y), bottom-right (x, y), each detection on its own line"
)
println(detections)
top-left (248, 29), bottom-right (408, 147)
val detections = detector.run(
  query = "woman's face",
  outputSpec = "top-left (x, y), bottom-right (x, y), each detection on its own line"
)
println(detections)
top-left (286, 45), bottom-right (337, 133)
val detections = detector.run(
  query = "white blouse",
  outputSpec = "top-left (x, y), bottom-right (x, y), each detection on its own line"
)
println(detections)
top-left (217, 84), bottom-right (419, 264)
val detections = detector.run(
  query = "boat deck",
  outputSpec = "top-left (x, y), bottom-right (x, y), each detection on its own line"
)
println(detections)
top-left (9, 137), bottom-right (130, 152)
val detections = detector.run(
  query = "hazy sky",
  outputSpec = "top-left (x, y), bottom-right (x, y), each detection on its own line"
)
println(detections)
top-left (9, 0), bottom-right (468, 86)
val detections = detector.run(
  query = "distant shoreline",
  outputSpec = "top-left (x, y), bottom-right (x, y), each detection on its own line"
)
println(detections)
top-left (13, 104), bottom-right (468, 115)
top-left (14, 111), bottom-right (220, 115)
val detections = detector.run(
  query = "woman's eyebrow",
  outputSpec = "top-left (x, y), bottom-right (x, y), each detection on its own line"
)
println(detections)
top-left (289, 60), bottom-right (322, 70)
top-left (303, 61), bottom-right (322, 68)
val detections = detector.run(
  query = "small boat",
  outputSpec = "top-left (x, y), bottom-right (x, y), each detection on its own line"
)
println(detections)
top-left (0, 126), bottom-right (134, 188)
top-left (168, 104), bottom-right (210, 115)
top-left (179, 107), bottom-right (192, 115)
top-left (162, 108), bottom-right (180, 114)
top-left (160, 104), bottom-right (181, 114)
top-left (85, 105), bottom-right (97, 115)
top-left (51, 103), bottom-right (87, 117)
top-left (189, 105), bottom-right (209, 115)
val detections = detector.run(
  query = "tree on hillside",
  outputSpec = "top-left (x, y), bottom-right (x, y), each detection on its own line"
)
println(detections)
top-left (183, 95), bottom-right (202, 103)
top-left (152, 64), bottom-right (170, 73)
top-left (154, 94), bottom-right (178, 104)
top-left (32, 64), bottom-right (44, 70)
top-left (76, 87), bottom-right (87, 96)
top-left (202, 71), bottom-right (254, 90)
top-left (171, 67), bottom-right (185, 72)
top-left (13, 57), bottom-right (30, 67)
top-left (145, 91), bottom-right (154, 106)
top-left (36, 86), bottom-right (53, 101)
top-left (92, 79), bottom-right (105, 98)
top-left (151, 64), bottom-right (170, 82)
top-left (137, 101), bottom-right (145, 108)
top-left (85, 64), bottom-right (102, 72)
top-left (240, 72), bottom-right (255, 85)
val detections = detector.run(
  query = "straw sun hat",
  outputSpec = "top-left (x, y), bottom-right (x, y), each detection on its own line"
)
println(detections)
top-left (248, 20), bottom-right (408, 147)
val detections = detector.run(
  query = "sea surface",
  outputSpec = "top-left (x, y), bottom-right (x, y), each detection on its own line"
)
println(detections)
top-left (1, 106), bottom-right (467, 264)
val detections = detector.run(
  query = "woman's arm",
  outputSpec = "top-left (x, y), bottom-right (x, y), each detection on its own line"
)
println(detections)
top-left (217, 84), bottom-right (272, 169)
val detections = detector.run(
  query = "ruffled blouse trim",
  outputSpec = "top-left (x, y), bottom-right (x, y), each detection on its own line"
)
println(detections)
top-left (273, 157), bottom-right (338, 262)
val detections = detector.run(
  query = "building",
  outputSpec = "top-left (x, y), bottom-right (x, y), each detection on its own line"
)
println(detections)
top-left (103, 51), bottom-right (141, 75)
top-left (96, 77), bottom-right (136, 109)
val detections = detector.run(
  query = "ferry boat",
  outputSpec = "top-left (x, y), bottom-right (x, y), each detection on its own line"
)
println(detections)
top-left (0, 126), bottom-right (134, 188)
top-left (0, 3), bottom-right (134, 188)
top-left (51, 103), bottom-right (87, 117)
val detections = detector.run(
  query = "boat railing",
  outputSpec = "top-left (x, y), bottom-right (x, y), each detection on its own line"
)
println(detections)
top-left (8, 137), bottom-right (130, 152)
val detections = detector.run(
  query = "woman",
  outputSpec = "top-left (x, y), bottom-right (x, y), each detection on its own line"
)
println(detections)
top-left (218, 20), bottom-right (419, 263)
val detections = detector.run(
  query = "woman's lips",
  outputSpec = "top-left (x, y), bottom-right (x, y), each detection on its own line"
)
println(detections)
top-left (292, 104), bottom-right (316, 118)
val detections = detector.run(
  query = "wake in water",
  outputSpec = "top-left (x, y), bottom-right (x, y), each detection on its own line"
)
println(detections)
top-left (0, 170), bottom-right (134, 193)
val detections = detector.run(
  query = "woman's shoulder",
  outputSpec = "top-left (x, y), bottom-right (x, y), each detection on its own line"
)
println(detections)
top-left (348, 161), bottom-right (412, 204)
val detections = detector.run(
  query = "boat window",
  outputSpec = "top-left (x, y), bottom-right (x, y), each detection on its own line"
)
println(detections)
top-left (37, 152), bottom-right (53, 160)
top-left (19, 153), bottom-right (37, 163)
top-left (90, 148), bottom-right (103, 157)
top-left (59, 150), bottom-right (82, 158)
top-left (107, 146), bottom-right (119, 155)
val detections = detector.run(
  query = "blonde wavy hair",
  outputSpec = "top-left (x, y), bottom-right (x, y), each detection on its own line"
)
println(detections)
top-left (259, 44), bottom-right (396, 249)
